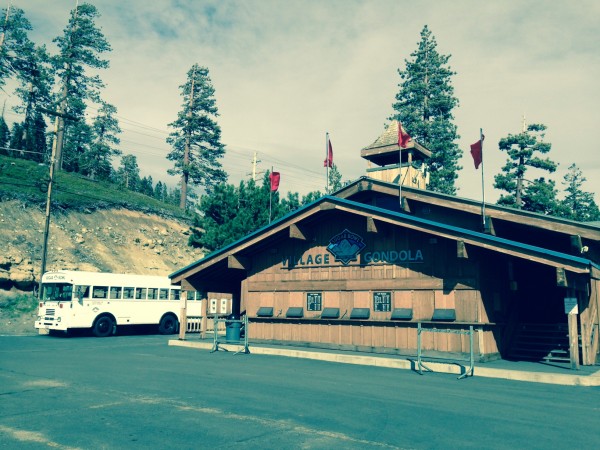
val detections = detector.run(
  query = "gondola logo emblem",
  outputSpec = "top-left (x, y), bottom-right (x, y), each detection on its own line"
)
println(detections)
top-left (326, 229), bottom-right (366, 265)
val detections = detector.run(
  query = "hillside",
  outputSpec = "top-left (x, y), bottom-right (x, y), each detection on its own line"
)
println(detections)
top-left (0, 155), bottom-right (206, 335)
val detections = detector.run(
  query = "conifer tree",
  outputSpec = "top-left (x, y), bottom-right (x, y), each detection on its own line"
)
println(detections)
top-left (116, 154), bottom-right (140, 191)
top-left (167, 64), bottom-right (226, 210)
top-left (52, 2), bottom-right (111, 172)
top-left (557, 164), bottom-right (600, 222)
top-left (0, 115), bottom-right (10, 151)
top-left (494, 123), bottom-right (556, 209)
top-left (391, 25), bottom-right (461, 195)
top-left (79, 102), bottom-right (121, 180)
top-left (0, 6), bottom-right (34, 88)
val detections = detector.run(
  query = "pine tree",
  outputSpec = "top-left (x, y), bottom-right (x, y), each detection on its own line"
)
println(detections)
top-left (494, 123), bottom-right (557, 209)
top-left (0, 115), bottom-right (10, 151)
top-left (328, 163), bottom-right (343, 192)
top-left (167, 64), bottom-right (227, 210)
top-left (521, 177), bottom-right (559, 215)
top-left (52, 2), bottom-right (111, 172)
top-left (0, 6), bottom-right (34, 88)
top-left (116, 154), bottom-right (140, 191)
top-left (79, 102), bottom-right (121, 180)
top-left (13, 45), bottom-right (53, 162)
top-left (557, 164), bottom-right (600, 222)
top-left (391, 25), bottom-right (461, 195)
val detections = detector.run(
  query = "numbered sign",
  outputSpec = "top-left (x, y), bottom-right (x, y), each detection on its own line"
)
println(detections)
top-left (373, 291), bottom-right (392, 312)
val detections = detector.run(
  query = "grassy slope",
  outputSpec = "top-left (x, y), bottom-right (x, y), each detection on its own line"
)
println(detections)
top-left (0, 154), bottom-right (189, 219)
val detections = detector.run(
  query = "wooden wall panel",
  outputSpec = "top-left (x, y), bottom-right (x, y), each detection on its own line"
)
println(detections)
top-left (413, 290), bottom-right (434, 321)
top-left (394, 290), bottom-right (413, 308)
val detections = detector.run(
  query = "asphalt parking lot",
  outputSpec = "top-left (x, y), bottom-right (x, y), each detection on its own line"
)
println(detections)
top-left (1, 334), bottom-right (599, 449)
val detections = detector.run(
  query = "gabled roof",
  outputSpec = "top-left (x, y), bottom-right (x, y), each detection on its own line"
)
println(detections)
top-left (170, 195), bottom-right (597, 284)
top-left (334, 177), bottom-right (600, 241)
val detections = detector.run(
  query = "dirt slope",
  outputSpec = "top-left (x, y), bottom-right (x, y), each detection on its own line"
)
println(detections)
top-left (0, 200), bottom-right (205, 335)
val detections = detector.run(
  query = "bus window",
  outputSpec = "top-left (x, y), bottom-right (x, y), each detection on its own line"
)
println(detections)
top-left (75, 285), bottom-right (90, 300)
top-left (159, 289), bottom-right (169, 300)
top-left (184, 290), bottom-right (196, 301)
top-left (135, 288), bottom-right (147, 300)
top-left (109, 287), bottom-right (122, 300)
top-left (42, 283), bottom-right (73, 301)
top-left (170, 290), bottom-right (180, 301)
top-left (92, 286), bottom-right (108, 299)
top-left (147, 288), bottom-right (158, 300)
top-left (123, 287), bottom-right (134, 299)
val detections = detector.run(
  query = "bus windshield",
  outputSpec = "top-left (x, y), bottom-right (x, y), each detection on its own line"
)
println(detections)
top-left (42, 283), bottom-right (73, 301)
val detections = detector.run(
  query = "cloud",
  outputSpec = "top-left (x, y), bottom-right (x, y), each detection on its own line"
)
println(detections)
top-left (4, 0), bottom-right (599, 201)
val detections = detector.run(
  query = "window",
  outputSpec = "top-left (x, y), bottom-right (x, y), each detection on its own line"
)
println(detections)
top-left (159, 289), bottom-right (169, 300)
top-left (123, 287), bottom-right (134, 299)
top-left (147, 288), bottom-right (158, 300)
top-left (92, 286), bottom-right (109, 299)
top-left (74, 285), bottom-right (90, 300)
top-left (135, 288), bottom-right (147, 300)
top-left (307, 293), bottom-right (322, 311)
top-left (109, 287), bottom-right (122, 300)
top-left (170, 290), bottom-right (180, 301)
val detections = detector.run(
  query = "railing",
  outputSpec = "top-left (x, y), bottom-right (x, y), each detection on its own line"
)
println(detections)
top-left (210, 315), bottom-right (250, 355)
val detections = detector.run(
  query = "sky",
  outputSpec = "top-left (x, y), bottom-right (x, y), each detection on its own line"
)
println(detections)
top-left (3, 0), bottom-right (599, 203)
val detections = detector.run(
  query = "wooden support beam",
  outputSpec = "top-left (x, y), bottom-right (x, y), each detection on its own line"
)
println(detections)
top-left (320, 202), bottom-right (336, 210)
top-left (568, 313), bottom-right (580, 370)
top-left (457, 240), bottom-right (468, 259)
top-left (556, 267), bottom-right (568, 287)
top-left (484, 216), bottom-right (495, 235)
top-left (401, 198), bottom-right (411, 213)
top-left (366, 217), bottom-right (378, 234)
top-left (227, 255), bottom-right (250, 270)
top-left (289, 223), bottom-right (309, 240)
top-left (570, 235), bottom-right (583, 255)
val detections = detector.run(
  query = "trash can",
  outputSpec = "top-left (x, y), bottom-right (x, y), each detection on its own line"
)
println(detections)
top-left (225, 315), bottom-right (241, 342)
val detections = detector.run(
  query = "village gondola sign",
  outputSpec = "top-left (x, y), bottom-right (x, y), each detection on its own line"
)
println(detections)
top-left (281, 229), bottom-right (424, 269)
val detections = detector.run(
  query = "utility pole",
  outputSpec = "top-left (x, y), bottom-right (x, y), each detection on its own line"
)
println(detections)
top-left (37, 107), bottom-right (78, 297)
top-left (247, 151), bottom-right (264, 182)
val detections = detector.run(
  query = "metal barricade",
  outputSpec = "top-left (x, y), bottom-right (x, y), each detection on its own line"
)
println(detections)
top-left (210, 315), bottom-right (250, 355)
top-left (416, 322), bottom-right (474, 379)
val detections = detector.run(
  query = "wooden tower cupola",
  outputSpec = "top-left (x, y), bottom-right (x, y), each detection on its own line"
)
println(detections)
top-left (361, 121), bottom-right (431, 189)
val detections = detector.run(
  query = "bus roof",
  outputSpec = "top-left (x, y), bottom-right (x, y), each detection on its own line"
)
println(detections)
top-left (41, 271), bottom-right (176, 288)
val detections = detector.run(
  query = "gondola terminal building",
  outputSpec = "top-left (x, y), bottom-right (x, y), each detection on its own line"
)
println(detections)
top-left (171, 122), bottom-right (600, 367)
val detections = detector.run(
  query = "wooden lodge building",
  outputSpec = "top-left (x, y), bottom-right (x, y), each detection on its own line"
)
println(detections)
top-left (171, 122), bottom-right (600, 367)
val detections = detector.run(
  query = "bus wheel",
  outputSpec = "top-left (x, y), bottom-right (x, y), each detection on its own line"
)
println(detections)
top-left (93, 316), bottom-right (115, 337)
top-left (158, 314), bottom-right (178, 335)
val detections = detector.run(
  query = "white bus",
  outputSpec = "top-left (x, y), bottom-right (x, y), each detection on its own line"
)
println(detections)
top-left (34, 271), bottom-right (204, 337)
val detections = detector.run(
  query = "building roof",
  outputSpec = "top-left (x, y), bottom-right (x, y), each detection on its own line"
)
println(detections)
top-left (170, 195), bottom-right (598, 285)
top-left (361, 121), bottom-right (432, 166)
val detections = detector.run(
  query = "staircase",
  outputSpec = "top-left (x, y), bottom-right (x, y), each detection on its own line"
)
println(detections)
top-left (508, 323), bottom-right (571, 363)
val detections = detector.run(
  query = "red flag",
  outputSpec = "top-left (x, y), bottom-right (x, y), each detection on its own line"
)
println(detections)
top-left (470, 135), bottom-right (484, 169)
top-left (269, 171), bottom-right (280, 192)
top-left (323, 139), bottom-right (333, 168)
top-left (398, 121), bottom-right (411, 148)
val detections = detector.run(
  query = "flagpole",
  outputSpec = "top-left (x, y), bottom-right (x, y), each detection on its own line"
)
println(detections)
top-left (269, 166), bottom-right (273, 223)
top-left (480, 128), bottom-right (486, 230)
top-left (325, 132), bottom-right (329, 194)
top-left (398, 121), bottom-right (403, 211)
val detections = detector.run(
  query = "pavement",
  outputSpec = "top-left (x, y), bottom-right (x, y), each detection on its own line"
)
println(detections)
top-left (169, 336), bottom-right (600, 387)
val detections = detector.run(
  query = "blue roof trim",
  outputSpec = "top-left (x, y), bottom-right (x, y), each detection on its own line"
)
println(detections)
top-left (169, 195), bottom-right (325, 279)
top-left (170, 195), bottom-right (593, 279)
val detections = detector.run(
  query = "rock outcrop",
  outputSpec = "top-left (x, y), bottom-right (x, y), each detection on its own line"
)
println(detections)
top-left (0, 201), bottom-right (205, 293)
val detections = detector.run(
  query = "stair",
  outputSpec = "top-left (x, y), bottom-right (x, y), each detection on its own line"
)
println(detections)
top-left (508, 323), bottom-right (571, 363)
